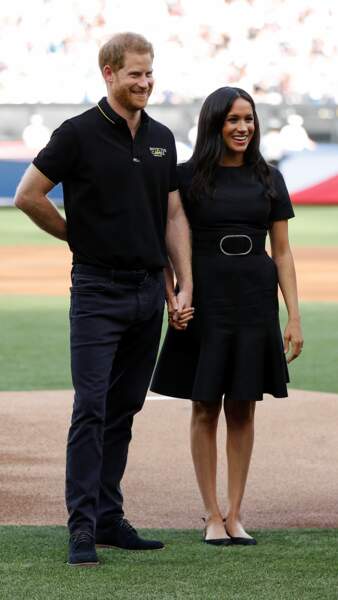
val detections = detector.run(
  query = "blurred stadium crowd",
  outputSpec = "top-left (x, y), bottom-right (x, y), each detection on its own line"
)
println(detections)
top-left (1, 0), bottom-right (337, 105)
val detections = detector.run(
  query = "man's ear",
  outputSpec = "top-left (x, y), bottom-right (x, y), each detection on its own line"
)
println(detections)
top-left (102, 64), bottom-right (114, 84)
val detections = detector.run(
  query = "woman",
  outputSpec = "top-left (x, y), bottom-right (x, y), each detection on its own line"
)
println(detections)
top-left (151, 87), bottom-right (303, 545)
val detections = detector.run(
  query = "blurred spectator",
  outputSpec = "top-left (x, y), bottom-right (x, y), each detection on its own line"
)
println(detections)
top-left (187, 115), bottom-right (198, 147)
top-left (22, 114), bottom-right (50, 150)
top-left (260, 118), bottom-right (284, 166)
top-left (1, 0), bottom-right (338, 104)
top-left (279, 114), bottom-right (316, 153)
top-left (176, 139), bottom-right (193, 162)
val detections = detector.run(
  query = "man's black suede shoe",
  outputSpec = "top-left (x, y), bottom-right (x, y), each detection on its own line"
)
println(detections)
top-left (68, 531), bottom-right (99, 566)
top-left (96, 518), bottom-right (164, 551)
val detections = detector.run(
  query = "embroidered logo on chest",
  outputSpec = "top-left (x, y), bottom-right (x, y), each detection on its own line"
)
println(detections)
top-left (149, 147), bottom-right (167, 158)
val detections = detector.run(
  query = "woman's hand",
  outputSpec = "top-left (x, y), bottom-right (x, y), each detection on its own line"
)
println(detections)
top-left (166, 291), bottom-right (194, 331)
top-left (168, 306), bottom-right (195, 330)
top-left (284, 317), bottom-right (303, 363)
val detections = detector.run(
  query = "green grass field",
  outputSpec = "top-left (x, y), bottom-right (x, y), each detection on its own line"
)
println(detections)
top-left (1, 526), bottom-right (337, 600)
top-left (288, 205), bottom-right (338, 247)
top-left (1, 205), bottom-right (338, 247)
top-left (0, 207), bottom-right (65, 246)
top-left (1, 295), bottom-right (337, 393)
top-left (0, 296), bottom-right (70, 390)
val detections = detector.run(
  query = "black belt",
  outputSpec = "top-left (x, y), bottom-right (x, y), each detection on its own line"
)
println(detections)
top-left (72, 263), bottom-right (161, 283)
top-left (192, 231), bottom-right (267, 256)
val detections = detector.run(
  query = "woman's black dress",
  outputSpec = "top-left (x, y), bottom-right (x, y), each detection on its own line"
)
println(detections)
top-left (151, 163), bottom-right (295, 403)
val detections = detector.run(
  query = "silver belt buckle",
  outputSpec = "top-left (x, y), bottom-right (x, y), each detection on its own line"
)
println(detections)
top-left (219, 234), bottom-right (253, 256)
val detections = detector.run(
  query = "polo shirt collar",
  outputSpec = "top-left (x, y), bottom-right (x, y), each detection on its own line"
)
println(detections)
top-left (97, 97), bottom-right (149, 127)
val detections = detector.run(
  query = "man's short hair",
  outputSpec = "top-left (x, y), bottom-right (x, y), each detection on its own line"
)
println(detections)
top-left (98, 32), bottom-right (154, 73)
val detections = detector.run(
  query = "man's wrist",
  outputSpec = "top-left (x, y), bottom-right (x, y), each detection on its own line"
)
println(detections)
top-left (165, 288), bottom-right (176, 300)
top-left (176, 282), bottom-right (193, 295)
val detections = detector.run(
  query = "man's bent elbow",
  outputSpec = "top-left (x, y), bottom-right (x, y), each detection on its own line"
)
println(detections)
top-left (14, 188), bottom-right (35, 212)
top-left (14, 194), bottom-right (26, 211)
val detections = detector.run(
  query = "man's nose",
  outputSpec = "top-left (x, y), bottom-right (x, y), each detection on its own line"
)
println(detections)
top-left (138, 75), bottom-right (149, 88)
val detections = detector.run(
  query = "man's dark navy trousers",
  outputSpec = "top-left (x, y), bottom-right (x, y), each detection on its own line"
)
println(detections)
top-left (66, 264), bottom-right (165, 534)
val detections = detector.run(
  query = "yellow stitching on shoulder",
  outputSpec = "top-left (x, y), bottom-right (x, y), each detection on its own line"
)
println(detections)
top-left (97, 104), bottom-right (116, 125)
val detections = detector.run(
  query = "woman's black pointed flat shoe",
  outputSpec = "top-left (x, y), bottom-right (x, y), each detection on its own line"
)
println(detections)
top-left (227, 535), bottom-right (257, 546)
top-left (202, 517), bottom-right (232, 546)
top-left (223, 518), bottom-right (257, 545)
top-left (204, 536), bottom-right (232, 546)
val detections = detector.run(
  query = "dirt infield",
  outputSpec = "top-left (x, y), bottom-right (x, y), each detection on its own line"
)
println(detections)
top-left (0, 388), bottom-right (337, 529)
top-left (1, 245), bottom-right (338, 300)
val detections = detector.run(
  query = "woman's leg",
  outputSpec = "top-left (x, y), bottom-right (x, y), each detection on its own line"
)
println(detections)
top-left (224, 399), bottom-right (256, 538)
top-left (190, 400), bottom-right (227, 540)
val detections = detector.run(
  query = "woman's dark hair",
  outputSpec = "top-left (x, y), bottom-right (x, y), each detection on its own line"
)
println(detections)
top-left (188, 86), bottom-right (275, 203)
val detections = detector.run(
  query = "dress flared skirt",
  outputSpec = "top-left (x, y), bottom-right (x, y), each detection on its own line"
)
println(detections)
top-left (151, 252), bottom-right (289, 403)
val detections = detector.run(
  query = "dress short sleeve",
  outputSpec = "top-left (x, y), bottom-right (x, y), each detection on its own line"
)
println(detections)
top-left (33, 120), bottom-right (78, 185)
top-left (176, 162), bottom-right (192, 212)
top-left (176, 163), bottom-right (184, 191)
top-left (269, 167), bottom-right (295, 222)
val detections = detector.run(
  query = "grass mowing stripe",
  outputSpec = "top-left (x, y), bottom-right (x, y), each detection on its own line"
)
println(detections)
top-left (0, 296), bottom-right (71, 390)
top-left (1, 296), bottom-right (337, 393)
top-left (0, 207), bottom-right (64, 246)
top-left (2, 205), bottom-right (338, 247)
top-left (0, 527), bottom-right (337, 600)
top-left (289, 205), bottom-right (338, 247)
top-left (280, 303), bottom-right (338, 394)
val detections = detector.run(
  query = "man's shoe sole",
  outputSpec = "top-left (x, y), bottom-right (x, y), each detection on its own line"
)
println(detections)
top-left (96, 543), bottom-right (164, 551)
top-left (67, 561), bottom-right (100, 567)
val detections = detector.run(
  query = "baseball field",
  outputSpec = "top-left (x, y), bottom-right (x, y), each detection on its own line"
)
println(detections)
top-left (0, 205), bottom-right (337, 599)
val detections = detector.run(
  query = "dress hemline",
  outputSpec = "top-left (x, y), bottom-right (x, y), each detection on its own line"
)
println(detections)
top-left (150, 386), bottom-right (289, 403)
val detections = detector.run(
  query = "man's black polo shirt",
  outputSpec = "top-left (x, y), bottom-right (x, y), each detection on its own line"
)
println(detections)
top-left (33, 97), bottom-right (178, 269)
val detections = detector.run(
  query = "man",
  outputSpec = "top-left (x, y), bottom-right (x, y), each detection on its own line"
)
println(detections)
top-left (15, 32), bottom-right (192, 567)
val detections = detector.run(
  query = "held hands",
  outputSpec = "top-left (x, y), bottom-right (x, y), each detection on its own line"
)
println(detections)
top-left (284, 317), bottom-right (304, 363)
top-left (167, 289), bottom-right (194, 331)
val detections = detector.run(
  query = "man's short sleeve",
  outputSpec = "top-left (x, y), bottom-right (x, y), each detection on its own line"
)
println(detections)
top-left (168, 133), bottom-right (178, 192)
top-left (269, 167), bottom-right (295, 222)
top-left (33, 120), bottom-right (78, 184)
